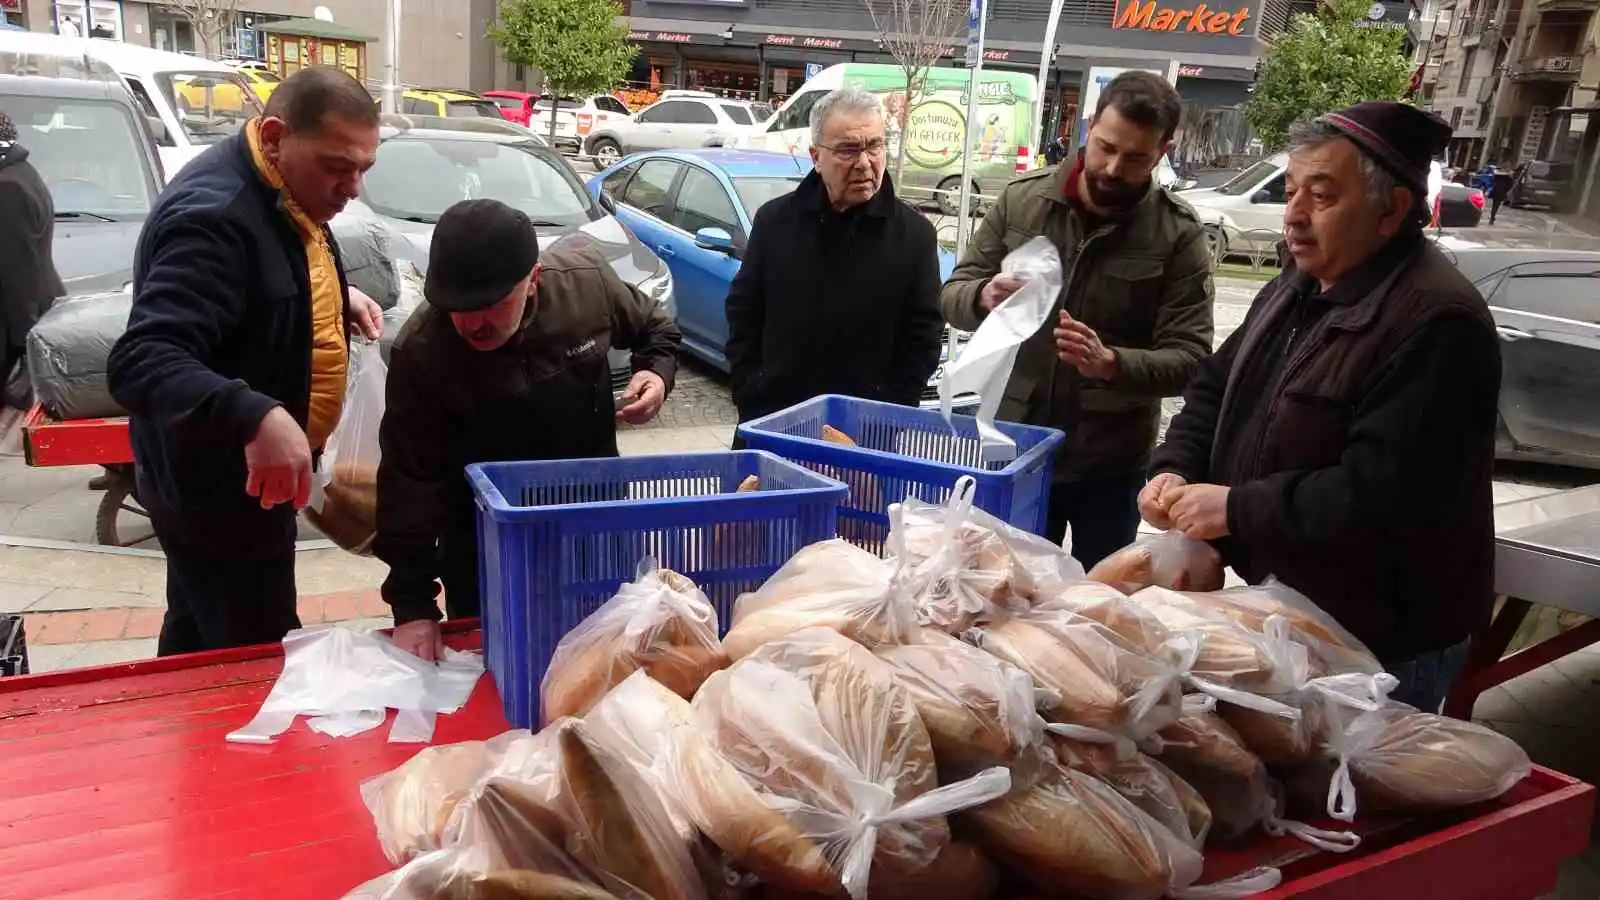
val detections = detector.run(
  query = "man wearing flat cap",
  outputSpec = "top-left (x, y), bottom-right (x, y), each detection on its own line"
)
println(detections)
top-left (1142, 101), bottom-right (1501, 712)
top-left (375, 198), bottom-right (681, 661)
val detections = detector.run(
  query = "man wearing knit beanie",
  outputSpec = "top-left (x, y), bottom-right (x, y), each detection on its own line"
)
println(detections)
top-left (1144, 100), bottom-right (1503, 715)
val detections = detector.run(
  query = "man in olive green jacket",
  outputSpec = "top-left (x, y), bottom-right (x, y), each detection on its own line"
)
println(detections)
top-left (940, 71), bottom-right (1214, 567)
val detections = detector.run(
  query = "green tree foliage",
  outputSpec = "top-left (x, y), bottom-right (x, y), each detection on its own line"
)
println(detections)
top-left (489, 0), bottom-right (637, 145)
top-left (1245, 0), bottom-right (1413, 151)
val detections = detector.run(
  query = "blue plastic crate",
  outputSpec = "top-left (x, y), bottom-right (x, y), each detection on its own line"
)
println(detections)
top-left (466, 450), bottom-right (846, 728)
top-left (736, 394), bottom-right (1065, 551)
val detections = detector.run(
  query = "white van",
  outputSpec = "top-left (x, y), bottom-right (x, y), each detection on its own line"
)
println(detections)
top-left (0, 32), bottom-right (262, 179)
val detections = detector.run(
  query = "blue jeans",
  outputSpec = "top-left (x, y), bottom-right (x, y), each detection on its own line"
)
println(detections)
top-left (1383, 639), bottom-right (1472, 714)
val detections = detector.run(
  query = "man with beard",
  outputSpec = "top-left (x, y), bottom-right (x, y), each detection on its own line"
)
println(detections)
top-left (1143, 103), bottom-right (1500, 712)
top-left (940, 71), bottom-right (1212, 567)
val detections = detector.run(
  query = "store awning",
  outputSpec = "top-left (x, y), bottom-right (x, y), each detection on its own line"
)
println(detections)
top-left (258, 17), bottom-right (378, 44)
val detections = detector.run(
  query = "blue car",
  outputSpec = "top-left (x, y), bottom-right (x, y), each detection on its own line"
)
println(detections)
top-left (587, 149), bottom-right (969, 408)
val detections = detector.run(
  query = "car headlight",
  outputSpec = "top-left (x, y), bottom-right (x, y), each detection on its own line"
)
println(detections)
top-left (638, 261), bottom-right (674, 310)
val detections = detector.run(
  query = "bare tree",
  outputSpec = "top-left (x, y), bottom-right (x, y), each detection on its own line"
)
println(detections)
top-left (166, 0), bottom-right (243, 59)
top-left (862, 0), bottom-right (965, 184)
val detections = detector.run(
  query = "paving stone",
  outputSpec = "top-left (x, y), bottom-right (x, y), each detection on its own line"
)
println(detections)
top-left (69, 638), bottom-right (158, 669)
top-left (28, 586), bottom-right (164, 611)
top-left (0, 579), bottom-right (51, 614)
top-left (25, 643), bottom-right (84, 673)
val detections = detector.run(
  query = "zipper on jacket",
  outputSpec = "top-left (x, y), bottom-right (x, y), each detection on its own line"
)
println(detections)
top-left (1044, 215), bottom-right (1107, 422)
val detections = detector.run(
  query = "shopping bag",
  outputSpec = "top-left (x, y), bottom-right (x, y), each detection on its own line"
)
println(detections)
top-left (305, 340), bottom-right (386, 555)
top-left (939, 236), bottom-right (1063, 464)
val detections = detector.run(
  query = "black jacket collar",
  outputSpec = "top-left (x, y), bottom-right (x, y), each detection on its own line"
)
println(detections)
top-left (794, 169), bottom-right (900, 218)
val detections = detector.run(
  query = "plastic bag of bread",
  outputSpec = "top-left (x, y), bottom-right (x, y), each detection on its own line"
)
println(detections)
top-left (304, 341), bottom-right (386, 555)
top-left (362, 732), bottom-right (533, 864)
top-left (1306, 673), bottom-right (1531, 821)
top-left (341, 848), bottom-right (621, 900)
top-left (876, 627), bottom-right (1045, 779)
top-left (969, 608), bottom-right (1192, 741)
top-left (723, 539), bottom-right (912, 660)
top-left (960, 754), bottom-right (1203, 900)
top-left (677, 628), bottom-right (1012, 899)
top-left (1216, 692), bottom-right (1317, 766)
top-left (1031, 581), bottom-right (1171, 655)
top-left (1127, 587), bottom-right (1311, 697)
top-left (1088, 532), bottom-right (1225, 594)
top-left (1144, 695), bottom-right (1271, 841)
top-left (443, 717), bottom-right (706, 900)
top-left (1181, 580), bottom-right (1380, 677)
top-left (756, 841), bottom-right (999, 900)
top-left (540, 560), bottom-right (728, 724)
top-left (885, 478), bottom-right (1085, 630)
top-left (1052, 737), bottom-right (1212, 849)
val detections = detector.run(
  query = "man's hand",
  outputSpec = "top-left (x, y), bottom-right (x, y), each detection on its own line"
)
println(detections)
top-left (1138, 473), bottom-right (1188, 529)
top-left (1167, 483), bottom-right (1232, 541)
top-left (348, 287), bottom-right (384, 342)
top-left (979, 273), bottom-right (1028, 312)
top-left (244, 406), bottom-right (312, 510)
top-left (616, 370), bottom-right (667, 425)
top-left (1055, 311), bottom-right (1118, 380)
top-left (392, 619), bottom-right (444, 662)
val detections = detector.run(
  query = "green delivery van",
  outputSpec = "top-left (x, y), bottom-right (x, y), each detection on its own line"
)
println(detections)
top-left (724, 63), bottom-right (1040, 214)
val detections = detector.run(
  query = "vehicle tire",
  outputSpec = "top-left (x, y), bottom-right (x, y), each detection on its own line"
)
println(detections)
top-left (935, 176), bottom-right (980, 217)
top-left (590, 138), bottom-right (621, 167)
top-left (95, 472), bottom-right (154, 549)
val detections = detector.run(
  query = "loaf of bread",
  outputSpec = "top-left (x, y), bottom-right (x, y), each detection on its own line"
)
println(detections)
top-left (757, 841), bottom-right (998, 900)
top-left (960, 757), bottom-right (1201, 900)
top-left (1320, 704), bottom-right (1531, 814)
top-left (1087, 532), bottom-right (1225, 594)
top-left (1186, 583), bottom-right (1381, 677)
top-left (1033, 582), bottom-right (1171, 654)
top-left (1152, 701), bottom-right (1272, 842)
top-left (1218, 698), bottom-right (1315, 766)
top-left (723, 540), bottom-right (905, 660)
top-left (889, 503), bottom-right (1027, 631)
top-left (447, 870), bottom-right (621, 900)
top-left (304, 461), bottom-right (379, 554)
top-left (876, 628), bottom-right (1043, 773)
top-left (540, 567), bottom-right (728, 724)
top-left (1052, 738), bottom-right (1212, 848)
top-left (821, 425), bottom-right (857, 446)
top-left (364, 740), bottom-right (497, 864)
top-left (1128, 587), bottom-right (1309, 694)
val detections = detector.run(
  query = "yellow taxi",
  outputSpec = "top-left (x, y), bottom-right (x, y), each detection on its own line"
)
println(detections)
top-left (401, 88), bottom-right (505, 120)
top-left (237, 67), bottom-right (281, 104)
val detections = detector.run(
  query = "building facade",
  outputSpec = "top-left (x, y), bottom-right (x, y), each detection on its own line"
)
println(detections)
top-left (622, 0), bottom-right (1268, 153)
top-left (12, 0), bottom-right (524, 92)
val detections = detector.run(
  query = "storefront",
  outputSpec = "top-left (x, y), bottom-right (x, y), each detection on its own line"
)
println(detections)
top-left (53, 0), bottom-right (122, 40)
top-left (260, 18), bottom-right (374, 85)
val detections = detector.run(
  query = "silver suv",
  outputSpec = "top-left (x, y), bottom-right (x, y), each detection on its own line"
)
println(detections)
top-left (584, 94), bottom-right (761, 165)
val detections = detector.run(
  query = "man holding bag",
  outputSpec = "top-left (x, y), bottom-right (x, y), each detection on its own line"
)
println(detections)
top-left (377, 199), bottom-right (681, 661)
top-left (108, 68), bottom-right (385, 655)
top-left (940, 71), bottom-right (1213, 567)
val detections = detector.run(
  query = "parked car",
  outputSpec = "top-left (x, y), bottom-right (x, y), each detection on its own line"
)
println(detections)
top-left (583, 96), bottom-right (764, 168)
top-left (483, 89), bottom-right (538, 127)
top-left (1181, 154), bottom-right (1482, 258)
top-left (1434, 234), bottom-right (1600, 469)
top-left (1509, 160), bottom-right (1577, 212)
top-left (358, 114), bottom-right (675, 388)
top-left (1, 46), bottom-right (164, 295)
top-left (525, 94), bottom-right (632, 155)
top-left (586, 149), bottom-right (974, 410)
top-left (233, 65), bottom-right (281, 104)
top-left (401, 88), bottom-right (503, 120)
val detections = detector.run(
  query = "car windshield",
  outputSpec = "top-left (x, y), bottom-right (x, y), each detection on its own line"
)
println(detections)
top-left (156, 70), bottom-right (262, 143)
top-left (254, 70), bottom-right (282, 84)
top-left (4, 95), bottom-right (156, 218)
top-left (447, 99), bottom-right (503, 118)
top-left (536, 98), bottom-right (583, 110)
top-left (363, 137), bottom-right (594, 225)
top-left (732, 176), bottom-right (803, 217)
top-left (1215, 158), bottom-right (1282, 195)
top-left (720, 103), bottom-right (753, 125)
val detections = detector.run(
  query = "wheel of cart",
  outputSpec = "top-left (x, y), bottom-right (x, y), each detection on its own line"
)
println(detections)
top-left (20, 404), bottom-right (155, 548)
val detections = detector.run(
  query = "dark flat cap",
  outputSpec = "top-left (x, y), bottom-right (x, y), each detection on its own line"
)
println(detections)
top-left (1317, 101), bottom-right (1453, 195)
top-left (425, 199), bottom-right (539, 313)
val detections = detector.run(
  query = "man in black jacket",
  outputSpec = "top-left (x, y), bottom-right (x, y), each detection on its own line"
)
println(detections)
top-left (725, 87), bottom-right (943, 426)
top-left (107, 68), bottom-right (385, 655)
top-left (0, 110), bottom-right (65, 396)
top-left (1143, 103), bottom-right (1500, 713)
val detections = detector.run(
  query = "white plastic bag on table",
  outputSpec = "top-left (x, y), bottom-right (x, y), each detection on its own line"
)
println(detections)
top-left (360, 730), bottom-right (533, 864)
top-left (225, 625), bottom-right (483, 745)
top-left (1127, 587), bottom-right (1311, 702)
top-left (304, 340), bottom-right (386, 555)
top-left (939, 236), bottom-right (1064, 464)
top-left (676, 627), bottom-right (1012, 900)
top-left (1308, 673), bottom-right (1532, 822)
top-left (1088, 531), bottom-right (1226, 594)
top-left (722, 539), bottom-right (912, 661)
top-left (540, 559), bottom-right (729, 724)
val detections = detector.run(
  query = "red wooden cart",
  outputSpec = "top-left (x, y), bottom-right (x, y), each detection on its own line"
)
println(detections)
top-left (19, 403), bottom-right (145, 547)
top-left (0, 623), bottom-right (1591, 900)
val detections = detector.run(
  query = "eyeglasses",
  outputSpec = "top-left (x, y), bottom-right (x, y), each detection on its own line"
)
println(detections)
top-left (818, 140), bottom-right (888, 162)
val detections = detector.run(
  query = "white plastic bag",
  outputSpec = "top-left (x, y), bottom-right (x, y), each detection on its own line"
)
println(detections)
top-left (305, 340), bottom-right (387, 555)
top-left (225, 626), bottom-right (483, 745)
top-left (940, 236), bottom-right (1064, 463)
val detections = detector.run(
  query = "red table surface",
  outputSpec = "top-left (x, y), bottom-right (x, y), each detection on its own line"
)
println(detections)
top-left (0, 626), bottom-right (1592, 900)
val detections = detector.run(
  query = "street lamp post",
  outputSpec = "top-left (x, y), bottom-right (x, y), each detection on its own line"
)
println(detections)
top-left (382, 0), bottom-right (402, 114)
top-left (954, 0), bottom-right (991, 263)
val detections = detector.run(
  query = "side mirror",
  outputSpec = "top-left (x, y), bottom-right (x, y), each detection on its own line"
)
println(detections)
top-left (1250, 188), bottom-right (1273, 204)
top-left (597, 191), bottom-right (617, 215)
top-left (146, 114), bottom-right (171, 145)
top-left (694, 226), bottom-right (736, 254)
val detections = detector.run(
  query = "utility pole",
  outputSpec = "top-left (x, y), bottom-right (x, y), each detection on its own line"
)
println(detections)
top-left (954, 0), bottom-right (990, 262)
top-left (382, 0), bottom-right (402, 114)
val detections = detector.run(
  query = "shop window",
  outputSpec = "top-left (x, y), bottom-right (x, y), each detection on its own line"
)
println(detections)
top-left (621, 159), bottom-right (681, 218)
top-left (671, 167), bottom-right (740, 238)
top-left (770, 91), bottom-right (821, 134)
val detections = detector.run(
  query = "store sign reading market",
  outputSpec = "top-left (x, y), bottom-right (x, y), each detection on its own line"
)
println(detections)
top-left (762, 34), bottom-right (847, 50)
top-left (629, 30), bottom-right (694, 42)
top-left (1112, 0), bottom-right (1251, 35)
